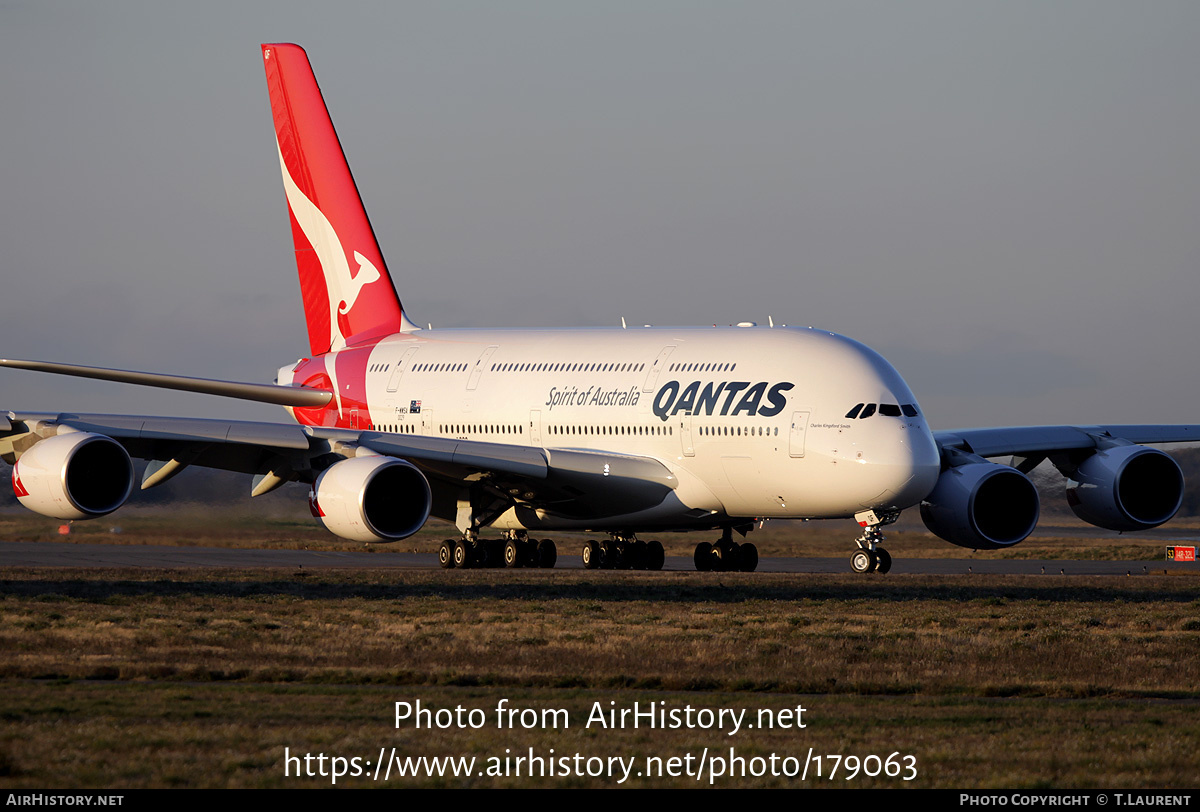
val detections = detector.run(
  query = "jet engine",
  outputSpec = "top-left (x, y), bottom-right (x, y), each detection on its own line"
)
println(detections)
top-left (1065, 444), bottom-right (1183, 532)
top-left (12, 432), bottom-right (134, 520)
top-left (920, 462), bottom-right (1040, 550)
top-left (309, 456), bottom-right (432, 543)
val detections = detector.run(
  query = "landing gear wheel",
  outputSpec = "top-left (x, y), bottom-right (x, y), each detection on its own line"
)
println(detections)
top-left (646, 540), bottom-right (665, 571)
top-left (537, 539), bottom-right (557, 569)
top-left (850, 548), bottom-right (877, 574)
top-left (739, 542), bottom-right (759, 572)
top-left (694, 542), bottom-right (714, 572)
top-left (453, 539), bottom-right (471, 569)
top-left (504, 538), bottom-right (522, 568)
top-left (582, 540), bottom-right (602, 570)
top-left (438, 539), bottom-right (454, 569)
top-left (874, 548), bottom-right (892, 574)
top-left (712, 540), bottom-right (741, 572)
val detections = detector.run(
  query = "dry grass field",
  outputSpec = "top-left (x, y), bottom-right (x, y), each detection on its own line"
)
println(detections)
top-left (1, 509), bottom-right (1199, 788)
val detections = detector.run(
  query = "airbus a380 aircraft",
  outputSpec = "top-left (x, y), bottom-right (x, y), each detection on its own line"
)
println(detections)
top-left (2, 44), bottom-right (1196, 574)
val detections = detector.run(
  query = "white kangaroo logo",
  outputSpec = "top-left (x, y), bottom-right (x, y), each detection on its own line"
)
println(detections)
top-left (277, 141), bottom-right (380, 352)
top-left (341, 252), bottom-right (381, 315)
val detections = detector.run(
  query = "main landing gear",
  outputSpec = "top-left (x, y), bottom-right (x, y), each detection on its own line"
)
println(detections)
top-left (582, 534), bottom-right (665, 571)
top-left (850, 510), bottom-right (897, 574)
top-left (694, 527), bottom-right (759, 572)
top-left (439, 531), bottom-right (557, 569)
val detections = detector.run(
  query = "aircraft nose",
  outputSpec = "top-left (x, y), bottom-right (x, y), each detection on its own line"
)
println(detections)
top-left (859, 424), bottom-right (941, 511)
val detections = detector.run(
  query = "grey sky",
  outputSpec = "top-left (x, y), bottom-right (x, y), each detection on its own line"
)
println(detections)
top-left (1, 1), bottom-right (1198, 430)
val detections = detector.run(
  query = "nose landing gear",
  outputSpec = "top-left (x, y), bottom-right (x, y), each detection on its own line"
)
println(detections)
top-left (850, 510), bottom-right (897, 574)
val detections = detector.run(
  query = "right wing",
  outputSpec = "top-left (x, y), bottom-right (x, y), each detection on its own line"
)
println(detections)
top-left (935, 424), bottom-right (1200, 460)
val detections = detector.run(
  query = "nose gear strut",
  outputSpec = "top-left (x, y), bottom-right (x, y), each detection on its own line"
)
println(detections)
top-left (851, 509), bottom-right (898, 574)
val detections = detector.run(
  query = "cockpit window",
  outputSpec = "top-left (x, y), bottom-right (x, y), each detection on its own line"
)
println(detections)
top-left (847, 402), bottom-right (920, 419)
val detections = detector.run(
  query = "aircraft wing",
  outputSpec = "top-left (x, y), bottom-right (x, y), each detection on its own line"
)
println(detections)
top-left (0, 359), bottom-right (332, 408)
top-left (1, 412), bottom-right (313, 481)
top-left (0, 411), bottom-right (677, 522)
top-left (934, 424), bottom-right (1200, 460)
top-left (356, 431), bottom-right (678, 521)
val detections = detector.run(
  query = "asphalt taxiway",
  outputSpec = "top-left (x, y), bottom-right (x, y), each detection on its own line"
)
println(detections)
top-left (1, 539), bottom-right (1194, 576)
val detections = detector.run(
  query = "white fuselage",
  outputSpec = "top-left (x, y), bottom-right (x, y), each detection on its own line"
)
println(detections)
top-left (282, 325), bottom-right (942, 532)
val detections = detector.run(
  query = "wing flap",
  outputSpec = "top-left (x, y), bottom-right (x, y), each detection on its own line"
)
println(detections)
top-left (354, 433), bottom-right (678, 516)
top-left (358, 433), bottom-right (548, 480)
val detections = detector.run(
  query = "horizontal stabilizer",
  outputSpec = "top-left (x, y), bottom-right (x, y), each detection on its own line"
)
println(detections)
top-left (0, 359), bottom-right (333, 408)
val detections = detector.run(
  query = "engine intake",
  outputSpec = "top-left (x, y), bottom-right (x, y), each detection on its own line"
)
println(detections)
top-left (13, 432), bottom-right (134, 520)
top-left (1066, 445), bottom-right (1183, 532)
top-left (921, 462), bottom-right (1040, 550)
top-left (310, 456), bottom-right (432, 543)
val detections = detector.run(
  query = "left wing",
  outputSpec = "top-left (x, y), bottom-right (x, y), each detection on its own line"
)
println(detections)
top-left (0, 411), bottom-right (678, 539)
top-left (0, 359), bottom-right (333, 408)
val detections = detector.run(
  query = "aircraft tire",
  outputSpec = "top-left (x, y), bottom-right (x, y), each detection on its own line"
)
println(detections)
top-left (875, 548), bottom-right (892, 574)
top-left (694, 542), bottom-right (714, 572)
top-left (646, 540), bottom-right (665, 571)
top-left (714, 540), bottom-right (741, 571)
top-left (504, 539), bottom-right (522, 568)
top-left (582, 540), bottom-right (602, 570)
top-left (615, 541), bottom-right (633, 569)
top-left (537, 539), bottom-right (557, 569)
top-left (850, 548), bottom-right (877, 574)
top-left (453, 539), bottom-right (471, 569)
top-left (739, 542), bottom-right (759, 572)
top-left (438, 539), bottom-right (454, 569)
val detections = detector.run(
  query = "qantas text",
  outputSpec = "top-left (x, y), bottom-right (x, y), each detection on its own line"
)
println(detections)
top-left (653, 381), bottom-right (794, 422)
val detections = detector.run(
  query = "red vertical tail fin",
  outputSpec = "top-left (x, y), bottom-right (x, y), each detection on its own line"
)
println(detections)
top-left (262, 43), bottom-right (414, 356)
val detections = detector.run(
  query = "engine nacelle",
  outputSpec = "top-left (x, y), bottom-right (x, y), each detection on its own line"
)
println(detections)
top-left (310, 457), bottom-right (432, 543)
top-left (12, 432), bottom-right (134, 520)
top-left (920, 462), bottom-right (1040, 550)
top-left (1066, 445), bottom-right (1183, 532)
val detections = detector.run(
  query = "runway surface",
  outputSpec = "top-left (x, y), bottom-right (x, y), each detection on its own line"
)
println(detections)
top-left (1, 539), bottom-right (1195, 576)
